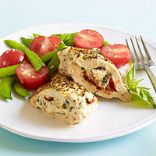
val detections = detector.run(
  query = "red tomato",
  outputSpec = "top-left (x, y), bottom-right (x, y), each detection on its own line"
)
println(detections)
top-left (100, 44), bottom-right (131, 67)
top-left (30, 36), bottom-right (61, 57)
top-left (74, 29), bottom-right (104, 49)
top-left (0, 50), bottom-right (25, 68)
top-left (16, 62), bottom-right (49, 90)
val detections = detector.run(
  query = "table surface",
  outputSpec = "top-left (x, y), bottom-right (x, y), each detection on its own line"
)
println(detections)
top-left (0, 0), bottom-right (156, 155)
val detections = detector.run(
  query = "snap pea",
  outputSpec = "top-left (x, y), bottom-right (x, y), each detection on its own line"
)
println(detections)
top-left (64, 33), bottom-right (77, 46)
top-left (47, 42), bottom-right (66, 74)
top-left (0, 76), bottom-right (15, 99)
top-left (57, 42), bottom-right (66, 50)
top-left (24, 47), bottom-right (44, 71)
top-left (4, 40), bottom-right (44, 71)
top-left (52, 33), bottom-right (77, 46)
top-left (48, 53), bottom-right (60, 75)
top-left (103, 40), bottom-right (109, 46)
top-left (0, 64), bottom-right (20, 77)
top-left (41, 49), bottom-right (58, 63)
top-left (32, 33), bottom-right (41, 38)
top-left (4, 40), bottom-right (25, 51)
top-left (41, 42), bottom-right (66, 63)
top-left (32, 32), bottom-right (76, 46)
top-left (14, 81), bottom-right (29, 97)
top-left (20, 37), bottom-right (33, 47)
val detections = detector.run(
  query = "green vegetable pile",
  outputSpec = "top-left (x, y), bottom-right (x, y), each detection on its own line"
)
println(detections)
top-left (0, 33), bottom-right (76, 100)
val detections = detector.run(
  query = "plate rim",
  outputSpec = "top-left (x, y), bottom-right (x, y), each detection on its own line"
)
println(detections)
top-left (0, 23), bottom-right (156, 143)
top-left (1, 111), bottom-right (156, 143)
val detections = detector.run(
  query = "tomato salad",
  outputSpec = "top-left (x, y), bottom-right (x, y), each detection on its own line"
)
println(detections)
top-left (0, 29), bottom-right (131, 100)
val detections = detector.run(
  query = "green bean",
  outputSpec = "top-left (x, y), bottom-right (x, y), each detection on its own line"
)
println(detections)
top-left (20, 37), bottom-right (33, 47)
top-left (0, 64), bottom-right (20, 77)
top-left (4, 40), bottom-right (44, 71)
top-left (52, 33), bottom-right (77, 46)
top-left (14, 81), bottom-right (29, 97)
top-left (103, 40), bottom-right (109, 46)
top-left (48, 53), bottom-right (60, 75)
top-left (0, 76), bottom-right (15, 99)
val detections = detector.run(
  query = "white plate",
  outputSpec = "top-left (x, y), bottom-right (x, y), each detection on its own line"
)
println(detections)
top-left (0, 23), bottom-right (156, 143)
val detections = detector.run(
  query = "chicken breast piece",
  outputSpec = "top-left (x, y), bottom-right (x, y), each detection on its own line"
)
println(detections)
top-left (29, 74), bottom-right (97, 125)
top-left (58, 46), bottom-right (130, 102)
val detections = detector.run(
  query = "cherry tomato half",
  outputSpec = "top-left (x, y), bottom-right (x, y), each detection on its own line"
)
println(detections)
top-left (100, 44), bottom-right (131, 68)
top-left (74, 29), bottom-right (104, 49)
top-left (16, 62), bottom-right (49, 90)
top-left (0, 50), bottom-right (25, 68)
top-left (30, 36), bottom-right (61, 57)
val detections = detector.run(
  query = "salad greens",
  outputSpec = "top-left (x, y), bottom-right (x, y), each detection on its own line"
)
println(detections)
top-left (126, 62), bottom-right (156, 108)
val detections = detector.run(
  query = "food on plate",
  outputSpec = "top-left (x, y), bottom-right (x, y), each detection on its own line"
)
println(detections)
top-left (58, 46), bottom-right (130, 102)
top-left (21, 37), bottom-right (33, 47)
top-left (53, 32), bottom-right (77, 46)
top-left (16, 62), bottom-right (49, 90)
top-left (74, 29), bottom-right (104, 49)
top-left (30, 36), bottom-right (61, 57)
top-left (47, 52), bottom-right (60, 75)
top-left (14, 81), bottom-right (30, 97)
top-left (0, 29), bottom-right (155, 109)
top-left (0, 64), bottom-right (20, 77)
top-left (100, 44), bottom-right (131, 68)
top-left (0, 50), bottom-right (25, 68)
top-left (126, 62), bottom-right (155, 108)
top-left (4, 40), bottom-right (44, 71)
top-left (29, 73), bottom-right (97, 124)
top-left (0, 76), bottom-right (15, 99)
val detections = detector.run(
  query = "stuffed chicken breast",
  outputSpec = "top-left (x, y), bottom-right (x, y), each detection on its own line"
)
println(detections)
top-left (58, 46), bottom-right (130, 102)
top-left (29, 73), bottom-right (97, 125)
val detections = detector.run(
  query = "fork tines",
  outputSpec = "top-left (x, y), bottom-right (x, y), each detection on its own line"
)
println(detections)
top-left (126, 36), bottom-right (156, 93)
top-left (125, 36), bottom-right (154, 70)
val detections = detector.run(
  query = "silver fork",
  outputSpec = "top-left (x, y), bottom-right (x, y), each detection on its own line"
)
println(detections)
top-left (126, 36), bottom-right (156, 92)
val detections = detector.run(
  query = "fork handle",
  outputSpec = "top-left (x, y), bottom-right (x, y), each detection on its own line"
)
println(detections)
top-left (145, 65), bottom-right (156, 92)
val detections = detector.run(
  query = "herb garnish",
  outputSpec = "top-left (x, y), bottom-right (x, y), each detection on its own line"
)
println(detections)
top-left (126, 62), bottom-right (156, 108)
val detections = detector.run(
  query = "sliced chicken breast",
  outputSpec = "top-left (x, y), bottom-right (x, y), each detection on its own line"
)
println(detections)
top-left (29, 73), bottom-right (97, 125)
top-left (58, 46), bottom-right (130, 102)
